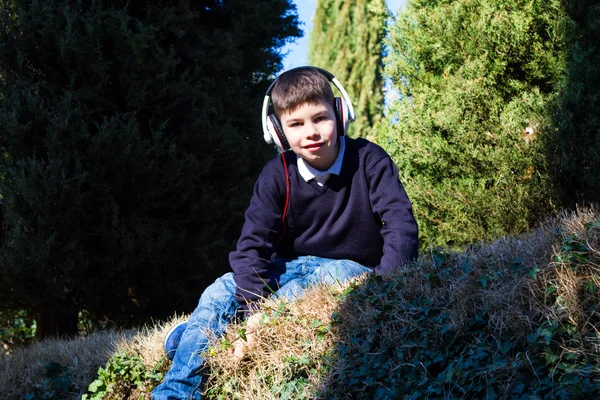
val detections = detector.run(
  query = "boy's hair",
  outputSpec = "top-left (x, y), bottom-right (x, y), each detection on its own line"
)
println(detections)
top-left (271, 68), bottom-right (335, 118)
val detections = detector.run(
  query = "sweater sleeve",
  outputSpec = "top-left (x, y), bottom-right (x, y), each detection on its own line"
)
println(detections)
top-left (367, 152), bottom-right (419, 275)
top-left (229, 161), bottom-right (286, 312)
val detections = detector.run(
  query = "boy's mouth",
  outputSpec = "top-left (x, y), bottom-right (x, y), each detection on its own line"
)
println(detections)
top-left (304, 143), bottom-right (323, 151)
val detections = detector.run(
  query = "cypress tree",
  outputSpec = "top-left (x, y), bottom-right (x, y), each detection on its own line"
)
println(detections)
top-left (0, 0), bottom-right (300, 337)
top-left (376, 0), bottom-right (570, 248)
top-left (308, 0), bottom-right (386, 138)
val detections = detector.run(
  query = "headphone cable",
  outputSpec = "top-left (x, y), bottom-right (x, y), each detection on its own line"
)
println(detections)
top-left (276, 152), bottom-right (290, 245)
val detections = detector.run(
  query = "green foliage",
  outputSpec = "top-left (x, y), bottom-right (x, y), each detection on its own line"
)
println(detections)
top-left (376, 0), bottom-right (570, 248)
top-left (0, 309), bottom-right (35, 355)
top-left (25, 362), bottom-right (75, 400)
top-left (83, 352), bottom-right (167, 400)
top-left (309, 0), bottom-right (387, 138)
top-left (1, 308), bottom-right (118, 355)
top-left (0, 0), bottom-right (301, 334)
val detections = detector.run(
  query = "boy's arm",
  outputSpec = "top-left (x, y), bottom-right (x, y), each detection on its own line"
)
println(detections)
top-left (229, 167), bottom-right (285, 313)
top-left (367, 153), bottom-right (419, 275)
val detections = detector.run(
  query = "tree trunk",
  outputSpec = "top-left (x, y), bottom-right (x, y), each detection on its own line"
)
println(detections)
top-left (35, 305), bottom-right (78, 340)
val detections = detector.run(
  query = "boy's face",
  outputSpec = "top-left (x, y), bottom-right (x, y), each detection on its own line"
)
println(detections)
top-left (280, 99), bottom-right (339, 171)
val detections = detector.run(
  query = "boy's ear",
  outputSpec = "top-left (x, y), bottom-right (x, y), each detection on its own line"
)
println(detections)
top-left (266, 114), bottom-right (291, 152)
top-left (334, 97), bottom-right (350, 137)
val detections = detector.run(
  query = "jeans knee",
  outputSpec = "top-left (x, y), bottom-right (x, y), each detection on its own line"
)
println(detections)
top-left (188, 273), bottom-right (239, 323)
top-left (319, 260), bottom-right (370, 284)
top-left (199, 273), bottom-right (236, 302)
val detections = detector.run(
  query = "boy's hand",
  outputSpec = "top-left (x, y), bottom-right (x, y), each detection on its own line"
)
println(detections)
top-left (229, 313), bottom-right (262, 361)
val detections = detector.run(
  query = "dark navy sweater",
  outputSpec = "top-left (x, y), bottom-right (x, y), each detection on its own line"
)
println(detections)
top-left (229, 137), bottom-right (418, 310)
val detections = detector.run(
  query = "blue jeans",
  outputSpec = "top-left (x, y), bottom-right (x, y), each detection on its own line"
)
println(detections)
top-left (152, 256), bottom-right (371, 400)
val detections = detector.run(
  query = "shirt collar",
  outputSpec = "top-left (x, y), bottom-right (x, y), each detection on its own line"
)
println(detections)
top-left (297, 136), bottom-right (345, 184)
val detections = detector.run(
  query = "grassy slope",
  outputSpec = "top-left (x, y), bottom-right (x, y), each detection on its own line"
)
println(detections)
top-left (1, 206), bottom-right (599, 399)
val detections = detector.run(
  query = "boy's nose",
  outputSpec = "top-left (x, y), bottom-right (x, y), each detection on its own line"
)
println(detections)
top-left (306, 124), bottom-right (319, 138)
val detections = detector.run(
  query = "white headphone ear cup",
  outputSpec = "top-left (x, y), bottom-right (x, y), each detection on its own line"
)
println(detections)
top-left (264, 118), bottom-right (275, 144)
top-left (334, 97), bottom-right (350, 136)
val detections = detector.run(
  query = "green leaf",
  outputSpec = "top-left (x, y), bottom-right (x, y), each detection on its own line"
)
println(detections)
top-left (544, 348), bottom-right (557, 364)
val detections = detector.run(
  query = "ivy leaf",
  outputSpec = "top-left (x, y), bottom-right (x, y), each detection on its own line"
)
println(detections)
top-left (544, 348), bottom-right (557, 365)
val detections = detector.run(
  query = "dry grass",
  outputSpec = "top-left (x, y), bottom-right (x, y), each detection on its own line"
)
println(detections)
top-left (0, 330), bottom-right (130, 399)
top-left (0, 315), bottom-right (187, 399)
top-left (202, 279), bottom-right (361, 399)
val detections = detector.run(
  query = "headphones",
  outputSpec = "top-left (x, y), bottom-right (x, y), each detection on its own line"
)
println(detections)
top-left (261, 66), bottom-right (356, 152)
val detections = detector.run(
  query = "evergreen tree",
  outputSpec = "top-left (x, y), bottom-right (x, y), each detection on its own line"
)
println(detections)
top-left (308, 0), bottom-right (386, 138)
top-left (0, 0), bottom-right (300, 338)
top-left (375, 0), bottom-right (570, 248)
top-left (547, 0), bottom-right (600, 207)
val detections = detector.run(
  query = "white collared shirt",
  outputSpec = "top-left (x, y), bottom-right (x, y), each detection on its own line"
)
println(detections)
top-left (297, 136), bottom-right (346, 186)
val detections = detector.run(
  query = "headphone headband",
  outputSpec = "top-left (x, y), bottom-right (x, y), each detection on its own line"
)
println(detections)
top-left (261, 66), bottom-right (356, 150)
top-left (264, 66), bottom-right (335, 96)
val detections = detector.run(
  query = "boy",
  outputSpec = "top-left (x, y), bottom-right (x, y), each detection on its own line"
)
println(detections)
top-left (152, 66), bottom-right (418, 399)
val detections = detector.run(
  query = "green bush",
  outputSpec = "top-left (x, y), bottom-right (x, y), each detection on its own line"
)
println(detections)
top-left (376, 0), bottom-right (570, 248)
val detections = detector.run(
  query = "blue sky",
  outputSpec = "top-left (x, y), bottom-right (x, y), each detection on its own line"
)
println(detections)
top-left (282, 0), bottom-right (407, 71)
